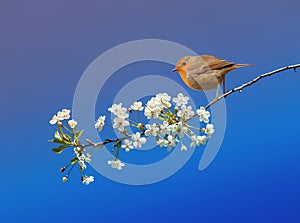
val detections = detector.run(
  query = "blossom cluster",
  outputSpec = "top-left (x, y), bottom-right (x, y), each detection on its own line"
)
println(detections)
top-left (49, 109), bottom-right (95, 185)
top-left (49, 93), bottom-right (215, 185)
top-left (94, 93), bottom-right (214, 169)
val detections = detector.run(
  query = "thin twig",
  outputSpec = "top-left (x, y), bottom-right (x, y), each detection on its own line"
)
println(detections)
top-left (205, 64), bottom-right (300, 109)
top-left (85, 139), bottom-right (104, 147)
top-left (84, 138), bottom-right (125, 147)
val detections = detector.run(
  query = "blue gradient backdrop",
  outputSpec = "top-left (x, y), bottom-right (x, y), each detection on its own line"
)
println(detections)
top-left (1, 0), bottom-right (300, 222)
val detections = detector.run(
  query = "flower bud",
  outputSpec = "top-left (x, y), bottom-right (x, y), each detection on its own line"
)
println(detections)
top-left (137, 123), bottom-right (144, 131)
top-left (174, 106), bottom-right (179, 114)
top-left (62, 176), bottom-right (68, 183)
top-left (57, 121), bottom-right (63, 127)
top-left (59, 167), bottom-right (66, 173)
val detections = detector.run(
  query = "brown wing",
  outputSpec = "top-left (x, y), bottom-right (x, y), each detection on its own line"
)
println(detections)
top-left (199, 55), bottom-right (236, 70)
top-left (186, 55), bottom-right (236, 90)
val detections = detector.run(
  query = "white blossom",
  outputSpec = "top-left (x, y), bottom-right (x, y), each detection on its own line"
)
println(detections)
top-left (157, 138), bottom-right (168, 147)
top-left (167, 123), bottom-right (177, 133)
top-left (190, 135), bottom-right (207, 148)
top-left (144, 107), bottom-right (155, 119)
top-left (166, 135), bottom-right (177, 151)
top-left (177, 122), bottom-right (189, 138)
top-left (113, 117), bottom-right (129, 131)
top-left (108, 159), bottom-right (125, 170)
top-left (158, 121), bottom-right (170, 135)
top-left (131, 132), bottom-right (147, 148)
top-left (156, 93), bottom-right (171, 108)
top-left (131, 101), bottom-right (144, 111)
top-left (121, 139), bottom-right (134, 152)
top-left (74, 147), bottom-right (91, 170)
top-left (169, 122), bottom-right (188, 138)
top-left (117, 108), bottom-right (129, 118)
top-left (57, 109), bottom-right (71, 120)
top-left (156, 93), bottom-right (171, 101)
top-left (50, 109), bottom-right (71, 124)
top-left (144, 98), bottom-right (162, 119)
top-left (49, 115), bottom-right (60, 125)
top-left (172, 93), bottom-right (189, 106)
top-left (78, 153), bottom-right (92, 170)
top-left (190, 136), bottom-right (198, 149)
top-left (145, 123), bottom-right (159, 136)
top-left (82, 176), bottom-right (94, 185)
top-left (78, 160), bottom-right (87, 170)
top-left (84, 153), bottom-right (92, 163)
top-left (68, 119), bottom-right (77, 129)
top-left (156, 135), bottom-right (177, 151)
top-left (144, 93), bottom-right (172, 119)
top-left (95, 115), bottom-right (106, 132)
top-left (197, 107), bottom-right (210, 123)
top-left (198, 135), bottom-right (207, 145)
top-left (74, 147), bottom-right (82, 157)
top-left (108, 103), bottom-right (122, 115)
top-left (108, 103), bottom-right (129, 118)
top-left (205, 124), bottom-right (215, 137)
top-left (177, 105), bottom-right (195, 120)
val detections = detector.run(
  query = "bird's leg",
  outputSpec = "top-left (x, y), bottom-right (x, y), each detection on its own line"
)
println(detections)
top-left (215, 83), bottom-right (220, 98)
top-left (223, 77), bottom-right (226, 95)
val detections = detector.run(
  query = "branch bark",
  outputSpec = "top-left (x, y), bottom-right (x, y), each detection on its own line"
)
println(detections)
top-left (205, 64), bottom-right (300, 109)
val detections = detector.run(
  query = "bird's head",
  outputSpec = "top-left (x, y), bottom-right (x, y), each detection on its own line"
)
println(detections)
top-left (172, 56), bottom-right (193, 73)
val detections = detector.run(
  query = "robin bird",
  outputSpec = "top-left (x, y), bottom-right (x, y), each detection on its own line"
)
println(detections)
top-left (172, 55), bottom-right (253, 96)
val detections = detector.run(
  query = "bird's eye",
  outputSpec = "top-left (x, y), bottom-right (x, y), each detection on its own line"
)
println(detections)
top-left (182, 62), bottom-right (187, 66)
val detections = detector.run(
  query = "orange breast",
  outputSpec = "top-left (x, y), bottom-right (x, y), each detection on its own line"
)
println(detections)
top-left (177, 69), bottom-right (196, 89)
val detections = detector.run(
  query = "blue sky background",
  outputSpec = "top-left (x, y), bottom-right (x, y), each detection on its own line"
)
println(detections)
top-left (1, 0), bottom-right (300, 222)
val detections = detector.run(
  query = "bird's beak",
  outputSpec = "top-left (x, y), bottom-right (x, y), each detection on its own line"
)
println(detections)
top-left (172, 68), bottom-right (177, 72)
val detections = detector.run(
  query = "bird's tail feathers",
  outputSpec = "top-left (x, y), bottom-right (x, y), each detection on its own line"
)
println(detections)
top-left (234, 63), bottom-right (254, 68)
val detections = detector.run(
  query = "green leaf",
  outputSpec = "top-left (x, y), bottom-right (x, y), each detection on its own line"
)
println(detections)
top-left (52, 145), bottom-right (68, 154)
top-left (165, 112), bottom-right (172, 118)
top-left (54, 130), bottom-right (63, 141)
top-left (70, 157), bottom-right (78, 165)
top-left (62, 133), bottom-right (72, 143)
top-left (74, 129), bottom-right (84, 139)
top-left (52, 148), bottom-right (63, 154)
top-left (48, 139), bottom-right (65, 144)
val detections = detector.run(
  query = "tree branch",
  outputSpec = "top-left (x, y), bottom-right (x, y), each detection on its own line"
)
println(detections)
top-left (81, 64), bottom-right (300, 149)
top-left (204, 64), bottom-right (300, 109)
